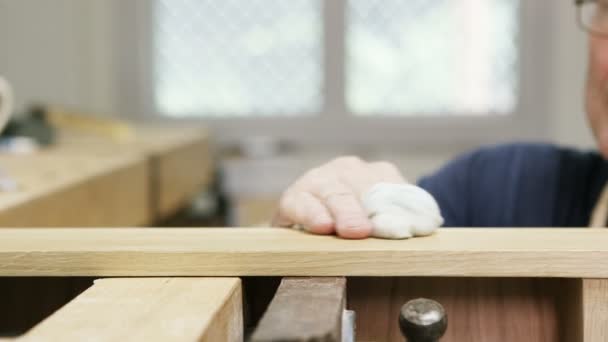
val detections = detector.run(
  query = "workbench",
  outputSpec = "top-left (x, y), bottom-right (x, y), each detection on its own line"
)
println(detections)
top-left (0, 125), bottom-right (212, 227)
top-left (1, 228), bottom-right (606, 341)
top-left (0, 125), bottom-right (214, 337)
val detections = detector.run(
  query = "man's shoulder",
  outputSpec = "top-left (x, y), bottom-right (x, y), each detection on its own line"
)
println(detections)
top-left (470, 142), bottom-right (608, 226)
top-left (467, 142), bottom-right (569, 167)
top-left (428, 142), bottom-right (568, 191)
top-left (420, 142), bottom-right (608, 227)
top-left (463, 142), bottom-right (606, 177)
top-left (469, 142), bottom-right (607, 182)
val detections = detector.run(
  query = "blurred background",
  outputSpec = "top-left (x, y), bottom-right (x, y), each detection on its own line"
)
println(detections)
top-left (0, 0), bottom-right (594, 227)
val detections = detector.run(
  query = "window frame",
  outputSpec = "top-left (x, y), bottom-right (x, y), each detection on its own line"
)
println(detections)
top-left (114, 0), bottom-right (554, 148)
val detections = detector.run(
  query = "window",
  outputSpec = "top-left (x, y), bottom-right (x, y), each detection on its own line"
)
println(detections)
top-left (119, 0), bottom-right (550, 144)
top-left (347, 0), bottom-right (518, 116)
top-left (154, 0), bottom-right (322, 116)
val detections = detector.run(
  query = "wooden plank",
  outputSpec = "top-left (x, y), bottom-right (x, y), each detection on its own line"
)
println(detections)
top-left (251, 277), bottom-right (345, 342)
top-left (0, 125), bottom-right (211, 227)
top-left (582, 279), bottom-right (608, 341)
top-left (56, 125), bottom-right (213, 221)
top-left (2, 228), bottom-right (608, 277)
top-left (0, 153), bottom-right (149, 227)
top-left (18, 278), bottom-right (243, 342)
top-left (0, 277), bottom-right (93, 336)
top-left (154, 131), bottom-right (212, 218)
top-left (347, 278), bottom-right (395, 341)
top-left (556, 278), bottom-right (583, 342)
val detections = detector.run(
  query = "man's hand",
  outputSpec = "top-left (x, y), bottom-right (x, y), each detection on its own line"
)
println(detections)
top-left (271, 156), bottom-right (406, 239)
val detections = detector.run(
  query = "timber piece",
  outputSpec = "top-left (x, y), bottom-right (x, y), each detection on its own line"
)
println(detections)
top-left (56, 125), bottom-right (213, 220)
top-left (0, 277), bottom-right (93, 336)
top-left (0, 153), bottom-right (149, 227)
top-left (2, 228), bottom-right (608, 277)
top-left (150, 128), bottom-right (212, 219)
top-left (18, 278), bottom-right (243, 342)
top-left (581, 279), bottom-right (608, 341)
top-left (251, 277), bottom-right (346, 342)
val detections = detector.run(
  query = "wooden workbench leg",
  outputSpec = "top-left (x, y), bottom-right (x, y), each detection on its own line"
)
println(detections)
top-left (582, 279), bottom-right (608, 341)
top-left (250, 277), bottom-right (346, 342)
top-left (18, 278), bottom-right (243, 342)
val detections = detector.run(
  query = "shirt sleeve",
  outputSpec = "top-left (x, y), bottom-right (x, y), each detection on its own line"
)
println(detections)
top-left (417, 143), bottom-right (568, 227)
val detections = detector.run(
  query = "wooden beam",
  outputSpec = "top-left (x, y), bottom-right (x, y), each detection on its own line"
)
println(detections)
top-left (581, 279), bottom-right (608, 341)
top-left (1, 228), bottom-right (608, 277)
top-left (56, 125), bottom-right (213, 221)
top-left (0, 153), bottom-right (149, 227)
top-left (152, 130), bottom-right (212, 218)
top-left (0, 125), bottom-right (211, 227)
top-left (251, 277), bottom-right (346, 342)
top-left (18, 278), bottom-right (242, 342)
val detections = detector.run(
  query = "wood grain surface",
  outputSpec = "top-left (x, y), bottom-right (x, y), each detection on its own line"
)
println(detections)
top-left (0, 125), bottom-right (212, 227)
top-left (52, 125), bottom-right (213, 222)
top-left (1, 228), bottom-right (608, 277)
top-left (153, 132), bottom-right (213, 219)
top-left (349, 277), bottom-right (576, 342)
top-left (18, 278), bottom-right (242, 342)
top-left (582, 279), bottom-right (608, 341)
top-left (0, 153), bottom-right (149, 227)
top-left (0, 277), bottom-right (93, 336)
top-left (251, 277), bottom-right (345, 342)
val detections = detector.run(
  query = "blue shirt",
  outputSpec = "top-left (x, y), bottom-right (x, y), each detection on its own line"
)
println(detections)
top-left (418, 143), bottom-right (608, 227)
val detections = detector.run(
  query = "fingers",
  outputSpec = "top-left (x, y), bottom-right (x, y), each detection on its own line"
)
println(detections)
top-left (308, 180), bottom-right (373, 239)
top-left (272, 156), bottom-right (405, 240)
top-left (273, 191), bottom-right (334, 235)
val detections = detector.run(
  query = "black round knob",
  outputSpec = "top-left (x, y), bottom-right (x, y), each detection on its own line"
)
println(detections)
top-left (399, 298), bottom-right (447, 342)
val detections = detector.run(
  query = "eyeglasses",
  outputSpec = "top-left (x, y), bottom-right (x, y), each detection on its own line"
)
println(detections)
top-left (577, 0), bottom-right (608, 37)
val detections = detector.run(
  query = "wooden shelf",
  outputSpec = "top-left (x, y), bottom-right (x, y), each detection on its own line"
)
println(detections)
top-left (1, 228), bottom-right (607, 277)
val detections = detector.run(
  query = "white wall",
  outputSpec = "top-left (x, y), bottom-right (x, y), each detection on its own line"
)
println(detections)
top-left (0, 0), bottom-right (118, 116)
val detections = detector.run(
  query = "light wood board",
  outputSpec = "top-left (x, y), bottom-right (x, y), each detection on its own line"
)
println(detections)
top-left (582, 279), bottom-right (608, 341)
top-left (0, 125), bottom-right (211, 227)
top-left (0, 153), bottom-right (149, 227)
top-left (56, 125), bottom-right (213, 220)
top-left (152, 130), bottom-right (213, 219)
top-left (1, 228), bottom-right (608, 277)
top-left (0, 277), bottom-right (94, 336)
top-left (18, 278), bottom-right (242, 342)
